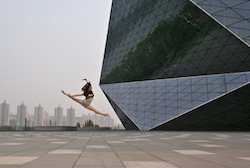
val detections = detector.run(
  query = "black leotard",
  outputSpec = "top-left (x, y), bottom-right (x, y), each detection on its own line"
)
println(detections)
top-left (82, 83), bottom-right (94, 99)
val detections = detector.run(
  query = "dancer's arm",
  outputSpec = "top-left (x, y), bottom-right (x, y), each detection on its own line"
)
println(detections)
top-left (82, 78), bottom-right (89, 83)
top-left (72, 93), bottom-right (84, 97)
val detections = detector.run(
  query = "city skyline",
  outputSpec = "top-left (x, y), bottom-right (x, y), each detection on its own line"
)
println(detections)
top-left (1, 100), bottom-right (101, 118)
top-left (1, 100), bottom-right (116, 128)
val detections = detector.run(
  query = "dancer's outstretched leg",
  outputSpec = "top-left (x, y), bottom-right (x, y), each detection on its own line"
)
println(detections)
top-left (86, 106), bottom-right (109, 117)
top-left (61, 90), bottom-right (81, 103)
top-left (62, 90), bottom-right (109, 117)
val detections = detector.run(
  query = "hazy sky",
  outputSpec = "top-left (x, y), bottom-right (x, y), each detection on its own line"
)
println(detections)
top-left (0, 0), bottom-right (120, 123)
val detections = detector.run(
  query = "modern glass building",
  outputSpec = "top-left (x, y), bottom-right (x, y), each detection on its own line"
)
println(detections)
top-left (100, 0), bottom-right (250, 131)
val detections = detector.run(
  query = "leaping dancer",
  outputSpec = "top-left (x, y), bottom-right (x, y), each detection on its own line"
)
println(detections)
top-left (62, 78), bottom-right (109, 117)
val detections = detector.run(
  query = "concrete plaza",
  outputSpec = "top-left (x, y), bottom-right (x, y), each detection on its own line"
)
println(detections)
top-left (0, 131), bottom-right (250, 168)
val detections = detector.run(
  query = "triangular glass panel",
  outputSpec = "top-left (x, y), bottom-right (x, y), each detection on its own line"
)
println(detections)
top-left (208, 92), bottom-right (223, 100)
top-left (166, 107), bottom-right (178, 115)
top-left (220, 0), bottom-right (246, 7)
top-left (229, 20), bottom-right (250, 32)
top-left (157, 80), bottom-right (167, 86)
top-left (199, 0), bottom-right (227, 8)
top-left (193, 85), bottom-right (208, 93)
top-left (192, 100), bottom-right (207, 108)
top-left (207, 75), bottom-right (225, 84)
top-left (179, 101), bottom-right (193, 109)
top-left (179, 93), bottom-right (192, 101)
top-left (144, 105), bottom-right (154, 112)
top-left (202, 106), bottom-right (223, 118)
top-left (236, 92), bottom-right (250, 104)
top-left (155, 99), bottom-right (166, 107)
top-left (145, 119), bottom-right (155, 126)
top-left (154, 106), bottom-right (166, 114)
top-left (191, 77), bottom-right (206, 85)
top-left (233, 118), bottom-right (250, 131)
top-left (225, 74), bottom-right (247, 84)
top-left (178, 86), bottom-right (192, 93)
top-left (165, 114), bottom-right (176, 121)
top-left (192, 0), bottom-right (207, 3)
top-left (188, 113), bottom-right (207, 124)
top-left (213, 8), bottom-right (243, 18)
top-left (232, 8), bottom-right (250, 19)
top-left (228, 26), bottom-right (248, 39)
top-left (233, 1), bottom-right (250, 10)
top-left (218, 101), bottom-right (241, 112)
top-left (208, 84), bottom-right (226, 93)
top-left (226, 83), bottom-right (246, 92)
top-left (155, 113), bottom-right (166, 121)
top-left (178, 78), bottom-right (191, 86)
top-left (199, 4), bottom-right (226, 14)
top-left (155, 86), bottom-right (166, 93)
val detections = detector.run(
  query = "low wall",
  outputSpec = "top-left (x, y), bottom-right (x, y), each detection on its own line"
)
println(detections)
top-left (34, 126), bottom-right (77, 131)
top-left (34, 126), bottom-right (111, 131)
top-left (77, 127), bottom-right (111, 131)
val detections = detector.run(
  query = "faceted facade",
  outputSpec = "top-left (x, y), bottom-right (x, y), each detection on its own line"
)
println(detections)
top-left (100, 0), bottom-right (250, 131)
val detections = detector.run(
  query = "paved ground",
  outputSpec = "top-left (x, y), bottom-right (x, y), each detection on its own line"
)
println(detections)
top-left (0, 131), bottom-right (250, 168)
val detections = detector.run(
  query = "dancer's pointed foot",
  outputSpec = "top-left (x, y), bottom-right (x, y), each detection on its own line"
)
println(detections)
top-left (61, 90), bottom-right (66, 95)
top-left (103, 113), bottom-right (109, 117)
top-left (61, 90), bottom-right (71, 97)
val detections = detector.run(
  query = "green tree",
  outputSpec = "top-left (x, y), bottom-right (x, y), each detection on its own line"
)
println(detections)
top-left (85, 120), bottom-right (94, 127)
top-left (0, 126), bottom-right (14, 131)
top-left (76, 122), bottom-right (81, 127)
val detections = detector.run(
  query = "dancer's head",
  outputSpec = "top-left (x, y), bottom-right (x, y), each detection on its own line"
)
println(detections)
top-left (82, 82), bottom-right (91, 92)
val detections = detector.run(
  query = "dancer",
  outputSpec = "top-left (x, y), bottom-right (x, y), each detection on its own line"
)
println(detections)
top-left (62, 79), bottom-right (109, 117)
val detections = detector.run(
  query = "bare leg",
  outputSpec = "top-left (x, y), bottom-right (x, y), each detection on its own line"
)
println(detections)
top-left (61, 90), bottom-right (81, 103)
top-left (86, 106), bottom-right (109, 117)
top-left (62, 90), bottom-right (109, 117)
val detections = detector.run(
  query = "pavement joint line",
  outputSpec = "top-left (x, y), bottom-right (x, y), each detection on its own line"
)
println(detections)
top-left (71, 132), bottom-right (92, 168)
top-left (104, 133), bottom-right (127, 168)
top-left (0, 140), bottom-right (50, 157)
top-left (120, 135), bottom-right (170, 164)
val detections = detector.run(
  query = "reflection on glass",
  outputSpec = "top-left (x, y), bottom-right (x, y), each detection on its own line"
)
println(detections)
top-left (101, 2), bottom-right (216, 84)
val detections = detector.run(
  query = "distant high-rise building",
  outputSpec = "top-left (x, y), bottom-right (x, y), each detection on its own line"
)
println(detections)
top-left (81, 113), bottom-right (114, 127)
top-left (17, 102), bottom-right (27, 126)
top-left (98, 115), bottom-right (104, 127)
top-left (101, 116), bottom-right (114, 128)
top-left (0, 100), bottom-right (10, 126)
top-left (54, 105), bottom-right (63, 126)
top-left (108, 118), bottom-right (115, 128)
top-left (43, 111), bottom-right (50, 126)
top-left (27, 115), bottom-right (34, 127)
top-left (67, 106), bottom-right (75, 126)
top-left (63, 116), bottom-right (67, 126)
top-left (48, 115), bottom-right (54, 126)
top-left (9, 113), bottom-right (17, 127)
top-left (34, 104), bottom-right (44, 126)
